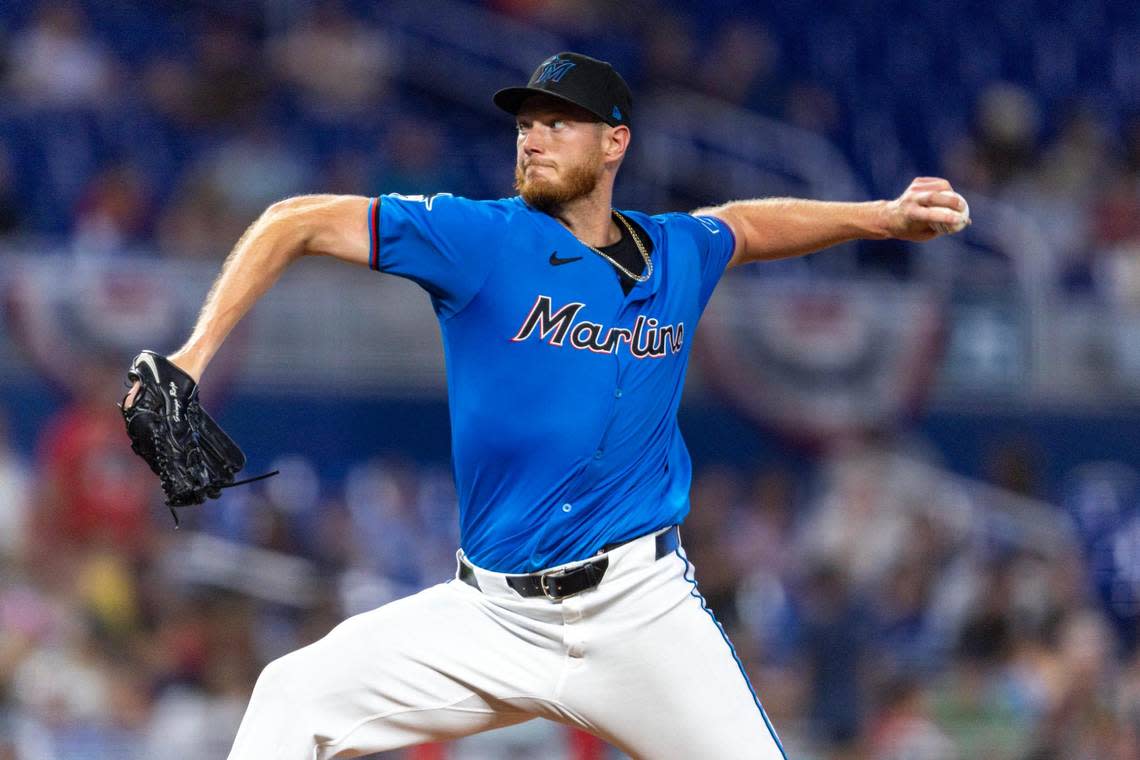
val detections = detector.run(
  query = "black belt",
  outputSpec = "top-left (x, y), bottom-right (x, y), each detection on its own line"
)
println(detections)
top-left (458, 525), bottom-right (680, 601)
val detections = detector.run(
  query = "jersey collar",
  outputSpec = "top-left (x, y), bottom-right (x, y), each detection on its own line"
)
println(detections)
top-left (520, 198), bottom-right (662, 300)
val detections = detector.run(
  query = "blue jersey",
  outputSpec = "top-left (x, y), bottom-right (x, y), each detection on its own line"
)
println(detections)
top-left (368, 194), bottom-right (735, 573)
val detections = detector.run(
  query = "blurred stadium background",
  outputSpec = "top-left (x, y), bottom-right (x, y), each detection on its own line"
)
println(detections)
top-left (2, 0), bottom-right (1140, 758)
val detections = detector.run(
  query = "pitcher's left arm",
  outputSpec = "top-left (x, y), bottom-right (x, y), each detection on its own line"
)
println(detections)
top-left (696, 176), bottom-right (969, 269)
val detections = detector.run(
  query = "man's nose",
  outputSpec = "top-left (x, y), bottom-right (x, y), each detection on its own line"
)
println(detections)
top-left (521, 128), bottom-right (545, 154)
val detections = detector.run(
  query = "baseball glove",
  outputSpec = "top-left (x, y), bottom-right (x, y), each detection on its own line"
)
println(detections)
top-left (121, 350), bottom-right (271, 522)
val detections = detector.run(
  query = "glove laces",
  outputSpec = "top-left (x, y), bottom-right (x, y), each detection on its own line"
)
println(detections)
top-left (167, 469), bottom-right (281, 528)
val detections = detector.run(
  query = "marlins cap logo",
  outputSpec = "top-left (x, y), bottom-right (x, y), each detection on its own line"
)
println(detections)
top-left (535, 57), bottom-right (576, 85)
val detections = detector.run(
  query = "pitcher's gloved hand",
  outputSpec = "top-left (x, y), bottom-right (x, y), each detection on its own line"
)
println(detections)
top-left (120, 350), bottom-right (247, 512)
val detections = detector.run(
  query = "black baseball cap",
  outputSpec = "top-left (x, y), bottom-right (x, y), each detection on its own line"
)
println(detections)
top-left (493, 52), bottom-right (633, 128)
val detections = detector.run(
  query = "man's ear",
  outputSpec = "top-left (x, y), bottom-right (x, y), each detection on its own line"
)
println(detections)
top-left (604, 124), bottom-right (631, 163)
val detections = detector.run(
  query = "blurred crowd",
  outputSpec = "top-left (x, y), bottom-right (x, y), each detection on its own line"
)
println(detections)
top-left (4, 0), bottom-right (1140, 758)
top-left (3, 380), bottom-right (1140, 759)
top-left (0, 0), bottom-right (1137, 298)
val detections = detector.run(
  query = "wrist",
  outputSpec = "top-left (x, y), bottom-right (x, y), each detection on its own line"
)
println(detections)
top-left (166, 348), bottom-right (207, 383)
top-left (863, 200), bottom-right (894, 240)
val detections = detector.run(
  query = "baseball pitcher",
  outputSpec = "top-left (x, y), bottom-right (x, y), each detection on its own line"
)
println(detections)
top-left (122, 52), bottom-right (970, 759)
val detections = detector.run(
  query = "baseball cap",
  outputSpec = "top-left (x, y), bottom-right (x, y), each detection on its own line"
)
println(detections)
top-left (493, 52), bottom-right (633, 128)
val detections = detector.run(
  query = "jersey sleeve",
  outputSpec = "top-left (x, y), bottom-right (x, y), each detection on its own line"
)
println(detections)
top-left (367, 193), bottom-right (499, 318)
top-left (674, 213), bottom-right (737, 311)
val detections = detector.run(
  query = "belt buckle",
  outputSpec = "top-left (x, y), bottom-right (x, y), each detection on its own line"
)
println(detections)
top-left (539, 567), bottom-right (576, 601)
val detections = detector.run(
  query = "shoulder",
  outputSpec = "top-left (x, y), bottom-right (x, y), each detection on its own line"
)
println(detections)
top-left (651, 210), bottom-right (728, 233)
top-left (617, 209), bottom-right (730, 245)
top-left (383, 193), bottom-right (525, 211)
top-left (384, 193), bottom-right (535, 222)
top-left (379, 194), bottom-right (531, 235)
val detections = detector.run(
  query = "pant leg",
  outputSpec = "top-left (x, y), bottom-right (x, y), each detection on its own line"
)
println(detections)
top-left (228, 581), bottom-right (556, 760)
top-left (560, 549), bottom-right (788, 760)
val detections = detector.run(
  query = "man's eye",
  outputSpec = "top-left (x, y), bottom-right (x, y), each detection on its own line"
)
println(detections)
top-left (552, 120), bottom-right (566, 129)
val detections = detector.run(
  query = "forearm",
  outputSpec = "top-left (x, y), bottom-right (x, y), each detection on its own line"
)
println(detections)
top-left (698, 198), bottom-right (891, 266)
top-left (168, 199), bottom-right (318, 381)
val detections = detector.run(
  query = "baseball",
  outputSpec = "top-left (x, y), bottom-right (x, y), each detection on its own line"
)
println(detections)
top-left (931, 194), bottom-right (970, 235)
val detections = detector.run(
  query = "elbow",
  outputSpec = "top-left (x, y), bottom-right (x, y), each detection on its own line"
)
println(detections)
top-left (256, 194), bottom-right (371, 267)
top-left (264, 194), bottom-right (318, 218)
top-left (262, 196), bottom-right (310, 231)
top-left (259, 196), bottom-right (319, 260)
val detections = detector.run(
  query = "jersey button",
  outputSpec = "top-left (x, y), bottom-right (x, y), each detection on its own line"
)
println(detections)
top-left (614, 388), bottom-right (623, 398)
top-left (594, 450), bottom-right (604, 460)
top-left (562, 503), bottom-right (573, 513)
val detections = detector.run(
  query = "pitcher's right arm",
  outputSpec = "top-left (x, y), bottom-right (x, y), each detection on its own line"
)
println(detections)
top-left (168, 194), bottom-right (373, 381)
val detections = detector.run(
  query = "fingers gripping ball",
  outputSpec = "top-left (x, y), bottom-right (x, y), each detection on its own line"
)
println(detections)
top-left (120, 351), bottom-right (247, 511)
top-left (931, 195), bottom-right (970, 235)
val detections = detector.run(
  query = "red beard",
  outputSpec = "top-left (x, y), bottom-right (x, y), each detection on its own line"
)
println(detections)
top-left (514, 152), bottom-right (603, 212)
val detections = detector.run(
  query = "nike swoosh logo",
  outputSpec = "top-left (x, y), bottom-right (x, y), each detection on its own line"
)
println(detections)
top-left (135, 352), bottom-right (161, 381)
top-left (549, 251), bottom-right (583, 266)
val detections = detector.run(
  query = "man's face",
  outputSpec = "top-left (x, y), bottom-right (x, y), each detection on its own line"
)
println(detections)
top-left (514, 96), bottom-right (608, 212)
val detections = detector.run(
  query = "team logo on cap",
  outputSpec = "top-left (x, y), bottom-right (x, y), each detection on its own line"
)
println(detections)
top-left (535, 57), bottom-right (576, 85)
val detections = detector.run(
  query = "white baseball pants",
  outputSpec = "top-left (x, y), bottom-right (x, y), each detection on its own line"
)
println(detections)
top-left (227, 527), bottom-right (787, 759)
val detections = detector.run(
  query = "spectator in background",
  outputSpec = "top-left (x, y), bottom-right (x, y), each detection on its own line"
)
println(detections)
top-left (1021, 105), bottom-right (1111, 273)
top-left (317, 149), bottom-right (372, 196)
top-left (1035, 106), bottom-right (1113, 206)
top-left (6, 2), bottom-right (116, 108)
top-left (638, 12), bottom-right (696, 94)
top-left (32, 357), bottom-right (155, 559)
top-left (269, 0), bottom-right (392, 122)
top-left (1091, 115), bottom-right (1140, 380)
top-left (139, 57), bottom-right (200, 133)
top-left (730, 468), bottom-right (800, 690)
top-left (203, 124), bottom-right (313, 218)
top-left (368, 116), bottom-right (466, 197)
top-left (783, 81), bottom-right (842, 139)
top-left (412, 465), bottom-right (463, 581)
top-left (7, 614), bottom-right (131, 759)
top-left (72, 162), bottom-right (152, 255)
top-left (343, 457), bottom-right (428, 592)
top-left (684, 465), bottom-right (744, 628)
top-left (796, 438), bottom-right (917, 588)
top-left (946, 81), bottom-right (1041, 194)
top-left (932, 559), bottom-right (1032, 760)
top-left (143, 592), bottom-right (256, 760)
top-left (155, 172), bottom-right (234, 258)
top-left (158, 124), bottom-right (313, 257)
top-left (878, 509), bottom-right (969, 669)
top-left (874, 550), bottom-right (940, 673)
top-left (698, 22), bottom-right (784, 113)
top-left (868, 677), bottom-right (957, 760)
top-left (796, 561), bottom-right (870, 753)
top-left (729, 467), bottom-right (797, 581)
top-left (185, 20), bottom-right (271, 130)
top-left (1094, 114), bottom-right (1140, 249)
top-left (1028, 610), bottom-right (1121, 759)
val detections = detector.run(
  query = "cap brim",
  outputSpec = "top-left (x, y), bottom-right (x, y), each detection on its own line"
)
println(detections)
top-left (492, 86), bottom-right (608, 123)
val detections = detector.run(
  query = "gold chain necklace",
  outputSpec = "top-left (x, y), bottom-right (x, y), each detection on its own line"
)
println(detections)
top-left (579, 211), bottom-right (653, 283)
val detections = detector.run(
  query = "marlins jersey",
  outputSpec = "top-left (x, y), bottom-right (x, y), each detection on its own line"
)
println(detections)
top-left (367, 194), bottom-right (735, 573)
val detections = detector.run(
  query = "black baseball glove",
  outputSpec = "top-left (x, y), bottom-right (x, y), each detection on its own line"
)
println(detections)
top-left (121, 351), bottom-right (269, 521)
